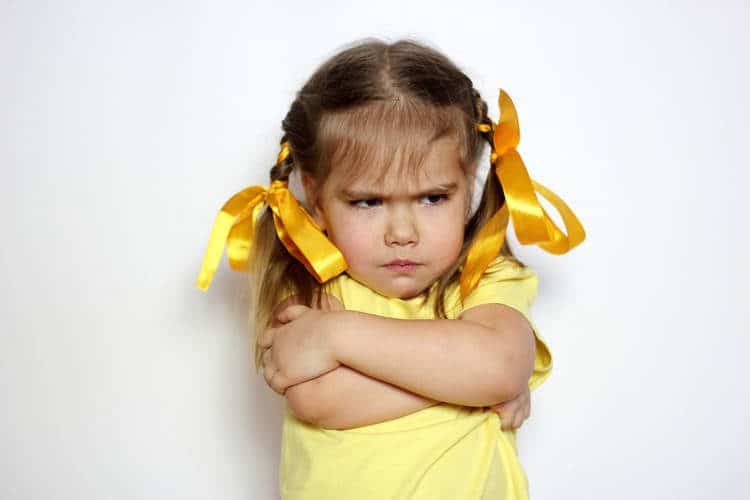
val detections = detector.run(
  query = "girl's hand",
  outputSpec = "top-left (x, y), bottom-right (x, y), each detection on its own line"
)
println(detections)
top-left (259, 304), bottom-right (341, 396)
top-left (486, 386), bottom-right (531, 431)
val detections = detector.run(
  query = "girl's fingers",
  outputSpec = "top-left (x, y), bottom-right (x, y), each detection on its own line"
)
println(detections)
top-left (491, 401), bottom-right (524, 430)
top-left (490, 388), bottom-right (532, 431)
top-left (513, 411), bottom-right (523, 430)
top-left (508, 410), bottom-right (522, 431)
top-left (259, 326), bottom-right (278, 349)
top-left (276, 304), bottom-right (310, 324)
top-left (261, 359), bottom-right (274, 388)
top-left (269, 370), bottom-right (284, 395)
top-left (259, 303), bottom-right (312, 357)
top-left (500, 410), bottom-right (515, 431)
top-left (262, 346), bottom-right (272, 367)
top-left (261, 352), bottom-right (286, 396)
top-left (261, 347), bottom-right (279, 393)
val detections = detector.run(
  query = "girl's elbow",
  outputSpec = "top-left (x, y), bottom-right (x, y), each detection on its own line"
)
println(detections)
top-left (285, 378), bottom-right (328, 424)
top-left (493, 350), bottom-right (535, 402)
top-left (494, 377), bottom-right (528, 403)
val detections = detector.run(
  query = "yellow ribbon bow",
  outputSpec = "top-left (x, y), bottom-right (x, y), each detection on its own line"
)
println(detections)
top-left (459, 89), bottom-right (586, 303)
top-left (195, 163), bottom-right (348, 291)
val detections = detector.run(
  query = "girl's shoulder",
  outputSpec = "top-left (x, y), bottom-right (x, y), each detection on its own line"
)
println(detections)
top-left (454, 253), bottom-right (537, 289)
top-left (451, 254), bottom-right (538, 316)
top-left (477, 253), bottom-right (532, 276)
top-left (456, 254), bottom-right (552, 391)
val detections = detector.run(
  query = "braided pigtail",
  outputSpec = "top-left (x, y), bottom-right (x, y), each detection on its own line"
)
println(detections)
top-left (429, 87), bottom-right (526, 318)
top-left (248, 136), bottom-right (321, 374)
top-left (466, 88), bottom-right (523, 266)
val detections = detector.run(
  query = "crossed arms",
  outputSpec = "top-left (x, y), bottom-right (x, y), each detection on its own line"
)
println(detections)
top-left (273, 293), bottom-right (536, 430)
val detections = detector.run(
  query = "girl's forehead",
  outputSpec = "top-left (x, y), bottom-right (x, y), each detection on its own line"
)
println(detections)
top-left (325, 136), bottom-right (466, 195)
top-left (344, 168), bottom-right (462, 197)
top-left (316, 99), bottom-right (475, 193)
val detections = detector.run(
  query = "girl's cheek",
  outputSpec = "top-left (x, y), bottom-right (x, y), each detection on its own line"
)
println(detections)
top-left (334, 237), bottom-right (371, 268)
top-left (341, 225), bottom-right (374, 249)
top-left (328, 213), bottom-right (375, 252)
top-left (332, 211), bottom-right (366, 234)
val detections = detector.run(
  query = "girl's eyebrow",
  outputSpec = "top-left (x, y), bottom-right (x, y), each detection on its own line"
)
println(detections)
top-left (342, 182), bottom-right (459, 199)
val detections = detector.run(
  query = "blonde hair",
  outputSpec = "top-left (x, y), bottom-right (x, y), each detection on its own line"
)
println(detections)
top-left (249, 38), bottom-right (524, 373)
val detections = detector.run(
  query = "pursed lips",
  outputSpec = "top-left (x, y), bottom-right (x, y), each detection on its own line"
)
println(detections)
top-left (384, 259), bottom-right (421, 272)
top-left (385, 259), bottom-right (419, 266)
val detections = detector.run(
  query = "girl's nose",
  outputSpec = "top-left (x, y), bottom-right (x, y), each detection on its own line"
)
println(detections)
top-left (384, 207), bottom-right (418, 246)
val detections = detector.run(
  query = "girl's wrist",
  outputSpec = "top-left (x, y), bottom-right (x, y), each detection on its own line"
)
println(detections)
top-left (322, 310), bottom-right (356, 364)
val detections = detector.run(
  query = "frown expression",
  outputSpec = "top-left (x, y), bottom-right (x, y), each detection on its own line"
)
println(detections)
top-left (307, 136), bottom-right (470, 300)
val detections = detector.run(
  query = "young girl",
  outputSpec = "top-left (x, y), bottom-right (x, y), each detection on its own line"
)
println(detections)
top-left (196, 39), bottom-right (585, 500)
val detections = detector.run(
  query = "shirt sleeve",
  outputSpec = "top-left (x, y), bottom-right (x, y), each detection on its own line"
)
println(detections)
top-left (460, 256), bottom-right (553, 392)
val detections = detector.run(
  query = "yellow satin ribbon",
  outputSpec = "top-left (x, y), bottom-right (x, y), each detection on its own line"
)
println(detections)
top-left (195, 178), bottom-right (347, 291)
top-left (276, 141), bottom-right (291, 165)
top-left (459, 89), bottom-right (586, 303)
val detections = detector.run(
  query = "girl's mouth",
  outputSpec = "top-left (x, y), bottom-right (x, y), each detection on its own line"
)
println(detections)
top-left (385, 260), bottom-right (420, 272)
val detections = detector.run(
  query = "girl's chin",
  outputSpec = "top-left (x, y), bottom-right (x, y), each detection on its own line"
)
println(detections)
top-left (346, 271), bottom-right (434, 300)
top-left (377, 283), bottom-right (432, 300)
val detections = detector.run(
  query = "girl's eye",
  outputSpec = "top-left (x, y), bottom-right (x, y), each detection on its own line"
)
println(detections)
top-left (350, 198), bottom-right (382, 208)
top-left (421, 194), bottom-right (448, 205)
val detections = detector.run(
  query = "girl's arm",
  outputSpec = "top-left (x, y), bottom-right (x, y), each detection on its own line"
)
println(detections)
top-left (290, 365), bottom-right (441, 430)
top-left (317, 303), bottom-right (535, 408)
top-left (274, 295), bottom-right (441, 430)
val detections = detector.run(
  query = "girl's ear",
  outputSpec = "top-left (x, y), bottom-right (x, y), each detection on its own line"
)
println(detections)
top-left (300, 172), bottom-right (327, 231)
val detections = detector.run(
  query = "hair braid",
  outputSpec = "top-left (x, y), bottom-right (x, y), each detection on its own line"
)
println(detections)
top-left (463, 87), bottom-right (521, 267)
top-left (471, 88), bottom-right (495, 151)
top-left (269, 136), bottom-right (295, 182)
top-left (249, 136), bottom-right (317, 374)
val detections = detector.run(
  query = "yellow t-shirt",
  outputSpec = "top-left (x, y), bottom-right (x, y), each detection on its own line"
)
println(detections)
top-left (278, 255), bottom-right (553, 500)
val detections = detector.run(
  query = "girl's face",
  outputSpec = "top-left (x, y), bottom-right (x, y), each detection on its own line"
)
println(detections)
top-left (306, 136), bottom-right (470, 300)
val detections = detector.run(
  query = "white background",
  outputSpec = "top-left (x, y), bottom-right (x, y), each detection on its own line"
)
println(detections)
top-left (2, 1), bottom-right (748, 499)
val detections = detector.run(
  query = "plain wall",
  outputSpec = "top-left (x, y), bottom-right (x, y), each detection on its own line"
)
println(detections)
top-left (2, 1), bottom-right (748, 498)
